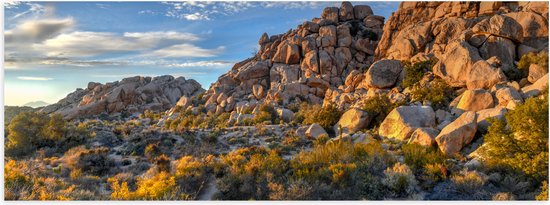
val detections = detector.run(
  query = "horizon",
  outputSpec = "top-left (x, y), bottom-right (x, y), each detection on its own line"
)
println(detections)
top-left (4, 1), bottom-right (400, 106)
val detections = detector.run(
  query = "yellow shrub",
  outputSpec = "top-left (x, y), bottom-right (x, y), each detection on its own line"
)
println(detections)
top-left (134, 171), bottom-right (176, 200)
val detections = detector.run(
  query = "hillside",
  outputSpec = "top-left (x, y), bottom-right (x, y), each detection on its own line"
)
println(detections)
top-left (4, 1), bottom-right (549, 201)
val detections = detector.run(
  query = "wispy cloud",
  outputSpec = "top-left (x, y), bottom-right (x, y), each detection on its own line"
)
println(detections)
top-left (143, 44), bottom-right (225, 58)
top-left (17, 76), bottom-right (53, 81)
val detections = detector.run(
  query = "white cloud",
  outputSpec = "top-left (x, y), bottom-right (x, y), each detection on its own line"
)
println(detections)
top-left (165, 60), bottom-right (233, 67)
top-left (4, 1), bottom-right (22, 9)
top-left (17, 76), bottom-right (53, 81)
top-left (144, 44), bottom-right (225, 58)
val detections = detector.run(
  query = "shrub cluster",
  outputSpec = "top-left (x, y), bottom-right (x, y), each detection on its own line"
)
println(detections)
top-left (362, 95), bottom-right (404, 128)
top-left (402, 59), bottom-right (437, 88)
top-left (410, 78), bottom-right (453, 108)
top-left (295, 103), bottom-right (342, 130)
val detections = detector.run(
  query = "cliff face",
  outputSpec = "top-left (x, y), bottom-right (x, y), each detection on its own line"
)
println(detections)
top-left (41, 75), bottom-right (204, 119)
top-left (201, 2), bottom-right (385, 114)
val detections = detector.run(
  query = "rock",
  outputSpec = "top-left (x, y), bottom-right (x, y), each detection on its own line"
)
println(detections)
top-left (176, 96), bottom-right (191, 108)
top-left (276, 108), bottom-right (294, 122)
top-left (302, 51), bottom-right (320, 73)
top-left (334, 108), bottom-right (370, 135)
top-left (456, 89), bottom-right (495, 112)
top-left (528, 63), bottom-right (548, 83)
top-left (273, 43), bottom-right (301, 64)
top-left (379, 106), bottom-right (436, 140)
top-left (363, 15), bottom-right (384, 28)
top-left (504, 11), bottom-right (549, 48)
top-left (476, 108), bottom-right (507, 132)
top-left (479, 2), bottom-right (503, 15)
top-left (354, 38), bottom-right (376, 55)
top-left (354, 5), bottom-right (373, 19)
top-left (408, 128), bottom-right (439, 147)
top-left (495, 87), bottom-right (523, 108)
top-left (235, 60), bottom-right (270, 81)
top-left (253, 85), bottom-right (266, 99)
top-left (337, 24), bottom-right (352, 47)
top-left (435, 111), bottom-right (478, 156)
top-left (479, 36), bottom-right (516, 67)
top-left (521, 73), bottom-right (549, 98)
top-left (339, 2), bottom-right (354, 21)
top-left (471, 14), bottom-right (524, 42)
top-left (344, 70), bottom-right (365, 88)
top-left (319, 25), bottom-right (337, 47)
top-left (433, 40), bottom-right (482, 87)
top-left (259, 32), bottom-right (269, 45)
top-left (306, 123), bottom-right (328, 139)
top-left (466, 60), bottom-right (507, 90)
top-left (363, 59), bottom-right (403, 89)
top-left (295, 126), bottom-right (308, 139)
top-left (321, 7), bottom-right (339, 23)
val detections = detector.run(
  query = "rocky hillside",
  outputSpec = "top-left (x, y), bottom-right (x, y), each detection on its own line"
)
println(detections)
top-left (199, 2), bottom-right (385, 114)
top-left (41, 75), bottom-right (204, 119)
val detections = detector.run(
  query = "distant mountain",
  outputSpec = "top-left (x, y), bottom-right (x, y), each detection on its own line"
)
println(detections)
top-left (23, 101), bottom-right (50, 108)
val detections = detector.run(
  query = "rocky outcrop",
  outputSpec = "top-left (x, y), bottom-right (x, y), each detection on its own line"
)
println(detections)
top-left (334, 108), bottom-right (370, 135)
top-left (41, 75), bottom-right (204, 119)
top-left (201, 1), bottom-right (385, 115)
top-left (375, 2), bottom-right (548, 88)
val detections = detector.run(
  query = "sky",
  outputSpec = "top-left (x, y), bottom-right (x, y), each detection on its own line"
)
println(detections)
top-left (3, 1), bottom-right (400, 106)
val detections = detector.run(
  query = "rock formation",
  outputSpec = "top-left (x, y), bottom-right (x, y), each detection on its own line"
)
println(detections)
top-left (41, 75), bottom-right (204, 119)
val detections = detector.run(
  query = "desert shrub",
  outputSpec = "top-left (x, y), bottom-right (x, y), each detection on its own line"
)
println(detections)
top-left (401, 143), bottom-right (446, 173)
top-left (253, 104), bottom-right (279, 124)
top-left (518, 51), bottom-right (549, 70)
top-left (69, 147), bottom-right (115, 176)
top-left (5, 112), bottom-right (86, 157)
top-left (410, 78), bottom-right (453, 108)
top-left (4, 160), bottom-right (33, 200)
top-left (362, 95), bottom-right (404, 127)
top-left (382, 162), bottom-right (419, 199)
top-left (139, 110), bottom-right (162, 121)
top-left (174, 156), bottom-right (209, 196)
top-left (134, 171), bottom-right (178, 200)
top-left (480, 93), bottom-right (548, 181)
top-left (402, 59), bottom-right (437, 88)
top-left (448, 170), bottom-right (490, 199)
top-left (144, 143), bottom-right (161, 162)
top-left (298, 103), bottom-right (342, 130)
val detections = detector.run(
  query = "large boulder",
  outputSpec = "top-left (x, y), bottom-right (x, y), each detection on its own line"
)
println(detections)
top-left (321, 7), bottom-right (339, 23)
top-left (435, 111), bottom-right (478, 156)
top-left (433, 40), bottom-right (482, 87)
top-left (363, 59), bottom-right (403, 89)
top-left (466, 60), bottom-right (507, 90)
top-left (379, 106), bottom-right (436, 140)
top-left (408, 127), bottom-right (440, 147)
top-left (528, 63), bottom-right (548, 83)
top-left (353, 5), bottom-right (373, 19)
top-left (456, 89), bottom-right (495, 112)
top-left (495, 87), bottom-right (523, 109)
top-left (319, 25), bottom-right (337, 47)
top-left (339, 2), bottom-right (354, 21)
top-left (478, 36), bottom-right (516, 67)
top-left (276, 108), bottom-right (294, 122)
top-left (504, 11), bottom-right (549, 48)
top-left (471, 14), bottom-right (524, 42)
top-left (334, 108), bottom-right (370, 135)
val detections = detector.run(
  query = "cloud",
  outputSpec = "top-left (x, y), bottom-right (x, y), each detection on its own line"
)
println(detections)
top-left (4, 1), bottom-right (22, 9)
top-left (143, 44), bottom-right (225, 58)
top-left (165, 60), bottom-right (233, 67)
top-left (17, 76), bottom-right (53, 81)
top-left (5, 18), bottom-right (74, 45)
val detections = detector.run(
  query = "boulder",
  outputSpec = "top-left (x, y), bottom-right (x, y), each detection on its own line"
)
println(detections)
top-left (521, 73), bottom-right (549, 98)
top-left (471, 14), bottom-right (524, 42)
top-left (276, 108), bottom-right (294, 122)
top-left (379, 106), bottom-right (436, 140)
top-left (495, 87), bottom-right (523, 108)
top-left (321, 7), bottom-right (339, 23)
top-left (435, 111), bottom-right (478, 156)
top-left (466, 60), bottom-right (507, 90)
top-left (408, 127), bottom-right (439, 147)
top-left (478, 2), bottom-right (502, 15)
top-left (528, 63), bottom-right (548, 83)
top-left (478, 36), bottom-right (516, 67)
top-left (456, 89), bottom-right (495, 112)
top-left (337, 24), bottom-right (352, 47)
top-left (504, 11), bottom-right (549, 48)
top-left (339, 1), bottom-right (354, 21)
top-left (476, 107), bottom-right (507, 132)
top-left (334, 108), bottom-right (370, 135)
top-left (433, 40), bottom-right (482, 87)
top-left (176, 96), bottom-right (191, 108)
top-left (306, 123), bottom-right (328, 139)
top-left (363, 59), bottom-right (403, 89)
top-left (302, 51), bottom-right (320, 73)
top-left (252, 85), bottom-right (266, 99)
top-left (319, 25), bottom-right (337, 47)
top-left (353, 5), bottom-right (373, 19)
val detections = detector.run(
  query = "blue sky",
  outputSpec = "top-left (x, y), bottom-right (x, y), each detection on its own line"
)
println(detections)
top-left (3, 1), bottom-right (399, 106)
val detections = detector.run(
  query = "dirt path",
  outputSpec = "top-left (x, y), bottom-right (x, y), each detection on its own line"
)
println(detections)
top-left (198, 177), bottom-right (218, 200)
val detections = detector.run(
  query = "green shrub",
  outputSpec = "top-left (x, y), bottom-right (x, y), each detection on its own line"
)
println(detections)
top-left (362, 95), bottom-right (404, 128)
top-left (401, 143), bottom-right (446, 173)
top-left (410, 78), bottom-right (453, 108)
top-left (6, 112), bottom-right (87, 157)
top-left (382, 162), bottom-right (419, 199)
top-left (518, 52), bottom-right (548, 70)
top-left (253, 104), bottom-right (278, 124)
top-left (299, 104), bottom-right (342, 130)
top-left (402, 59), bottom-right (437, 88)
top-left (480, 93), bottom-right (548, 181)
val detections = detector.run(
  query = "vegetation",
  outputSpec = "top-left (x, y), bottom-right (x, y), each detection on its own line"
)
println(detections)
top-left (517, 51), bottom-right (549, 70)
top-left (295, 103), bottom-right (342, 130)
top-left (362, 95), bottom-right (404, 128)
top-left (402, 59), bottom-right (437, 88)
top-left (480, 92), bottom-right (548, 181)
top-left (410, 78), bottom-right (453, 108)
top-left (253, 104), bottom-right (279, 124)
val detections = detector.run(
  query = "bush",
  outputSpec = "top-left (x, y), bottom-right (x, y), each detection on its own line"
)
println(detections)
top-left (298, 104), bottom-right (342, 130)
top-left (4, 160), bottom-right (33, 200)
top-left (537, 181), bottom-right (549, 200)
top-left (480, 93), bottom-right (548, 181)
top-left (410, 78), bottom-right (453, 108)
top-left (449, 170), bottom-right (489, 199)
top-left (401, 143), bottom-right (446, 174)
top-left (382, 162), bottom-right (419, 199)
top-left (362, 95), bottom-right (404, 128)
top-left (402, 59), bottom-right (437, 88)
top-left (518, 51), bottom-right (548, 70)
